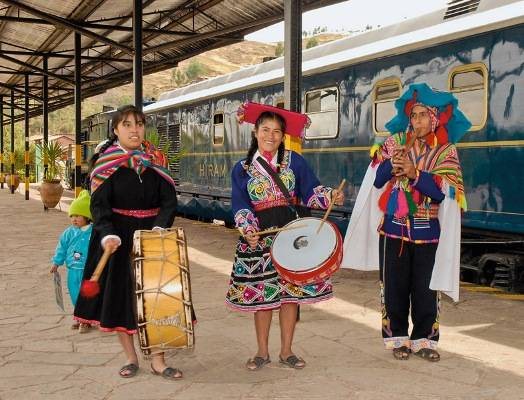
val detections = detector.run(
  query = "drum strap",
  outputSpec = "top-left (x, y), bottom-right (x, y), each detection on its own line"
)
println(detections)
top-left (256, 156), bottom-right (310, 218)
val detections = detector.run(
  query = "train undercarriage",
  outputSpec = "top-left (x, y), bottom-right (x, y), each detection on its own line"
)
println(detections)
top-left (460, 228), bottom-right (524, 293)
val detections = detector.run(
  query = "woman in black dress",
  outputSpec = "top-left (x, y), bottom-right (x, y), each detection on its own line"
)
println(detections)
top-left (74, 105), bottom-right (182, 379)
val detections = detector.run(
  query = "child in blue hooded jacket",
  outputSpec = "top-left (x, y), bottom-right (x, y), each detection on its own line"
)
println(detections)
top-left (50, 190), bottom-right (93, 332)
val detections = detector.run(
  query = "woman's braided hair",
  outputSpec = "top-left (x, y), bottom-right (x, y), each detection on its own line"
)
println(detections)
top-left (244, 111), bottom-right (286, 172)
top-left (88, 105), bottom-right (146, 170)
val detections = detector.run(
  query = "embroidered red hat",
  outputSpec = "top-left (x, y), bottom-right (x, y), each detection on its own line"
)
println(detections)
top-left (237, 102), bottom-right (310, 138)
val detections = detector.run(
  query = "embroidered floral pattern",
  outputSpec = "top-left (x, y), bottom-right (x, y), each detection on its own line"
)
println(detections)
top-left (234, 209), bottom-right (260, 235)
top-left (306, 186), bottom-right (332, 209)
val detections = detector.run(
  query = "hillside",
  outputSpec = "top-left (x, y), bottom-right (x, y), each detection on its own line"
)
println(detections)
top-left (95, 40), bottom-right (278, 104)
top-left (94, 33), bottom-right (346, 106)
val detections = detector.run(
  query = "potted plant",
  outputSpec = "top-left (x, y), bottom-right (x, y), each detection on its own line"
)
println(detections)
top-left (36, 141), bottom-right (67, 209)
top-left (4, 171), bottom-right (20, 192)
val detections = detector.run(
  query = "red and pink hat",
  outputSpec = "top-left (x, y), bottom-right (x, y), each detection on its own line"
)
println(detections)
top-left (237, 102), bottom-right (310, 138)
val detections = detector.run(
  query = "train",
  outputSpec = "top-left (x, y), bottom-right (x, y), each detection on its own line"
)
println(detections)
top-left (79, 0), bottom-right (524, 292)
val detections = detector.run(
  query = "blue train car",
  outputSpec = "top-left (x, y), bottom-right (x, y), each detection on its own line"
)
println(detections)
top-left (138, 0), bottom-right (523, 291)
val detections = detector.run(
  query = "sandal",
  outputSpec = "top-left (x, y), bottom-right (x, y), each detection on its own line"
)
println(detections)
top-left (119, 363), bottom-right (139, 378)
top-left (78, 323), bottom-right (90, 334)
top-left (71, 322), bottom-right (80, 330)
top-left (246, 356), bottom-right (270, 371)
top-left (414, 348), bottom-right (440, 362)
top-left (392, 346), bottom-right (410, 360)
top-left (279, 355), bottom-right (306, 369)
top-left (150, 364), bottom-right (183, 380)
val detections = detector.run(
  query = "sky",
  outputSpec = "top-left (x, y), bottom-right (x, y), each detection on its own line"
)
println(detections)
top-left (246, 0), bottom-right (448, 43)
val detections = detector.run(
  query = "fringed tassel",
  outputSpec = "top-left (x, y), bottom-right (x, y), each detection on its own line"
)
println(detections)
top-left (458, 193), bottom-right (467, 211)
top-left (449, 185), bottom-right (456, 200)
top-left (405, 190), bottom-right (418, 215)
top-left (411, 189), bottom-right (422, 205)
top-left (378, 183), bottom-right (392, 212)
top-left (370, 143), bottom-right (381, 159)
top-left (446, 182), bottom-right (467, 211)
top-left (387, 189), bottom-right (399, 216)
top-left (395, 189), bottom-right (409, 218)
top-left (370, 143), bottom-right (382, 166)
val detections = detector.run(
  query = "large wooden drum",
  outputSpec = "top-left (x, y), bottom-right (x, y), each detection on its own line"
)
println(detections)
top-left (271, 217), bottom-right (342, 285)
top-left (133, 228), bottom-right (194, 355)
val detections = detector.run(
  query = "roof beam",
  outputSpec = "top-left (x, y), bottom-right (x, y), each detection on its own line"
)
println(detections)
top-left (0, 49), bottom-right (133, 63)
top-left (0, 51), bottom-right (74, 85)
top-left (1, 0), bottom-right (134, 55)
top-left (0, 70), bottom-right (42, 76)
top-left (0, 15), bottom-right (207, 36)
top-left (0, 15), bottom-right (49, 24)
top-left (0, 100), bottom-right (24, 112)
top-left (80, 22), bottom-right (207, 36)
top-left (0, 82), bottom-right (42, 101)
top-left (143, 14), bottom-right (279, 54)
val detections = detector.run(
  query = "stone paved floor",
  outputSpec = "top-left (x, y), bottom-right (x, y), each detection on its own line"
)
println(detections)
top-left (0, 186), bottom-right (523, 399)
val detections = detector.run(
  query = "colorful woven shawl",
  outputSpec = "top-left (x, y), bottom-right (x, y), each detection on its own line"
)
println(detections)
top-left (375, 133), bottom-right (467, 216)
top-left (90, 140), bottom-right (175, 193)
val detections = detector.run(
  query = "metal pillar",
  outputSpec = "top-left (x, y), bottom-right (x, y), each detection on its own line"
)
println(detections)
top-left (283, 0), bottom-right (303, 153)
top-left (74, 32), bottom-right (82, 196)
top-left (133, 0), bottom-right (143, 111)
top-left (24, 74), bottom-right (29, 200)
top-left (284, 0), bottom-right (303, 323)
top-left (0, 97), bottom-right (3, 189)
top-left (10, 89), bottom-right (15, 194)
top-left (43, 55), bottom-right (48, 179)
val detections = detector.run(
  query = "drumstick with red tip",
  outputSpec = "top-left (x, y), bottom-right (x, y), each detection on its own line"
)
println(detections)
top-left (316, 179), bottom-right (346, 234)
top-left (80, 247), bottom-right (112, 298)
top-left (238, 224), bottom-right (306, 238)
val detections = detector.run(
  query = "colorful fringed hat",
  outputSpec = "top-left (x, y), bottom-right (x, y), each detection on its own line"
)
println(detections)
top-left (237, 102), bottom-right (310, 138)
top-left (385, 83), bottom-right (471, 144)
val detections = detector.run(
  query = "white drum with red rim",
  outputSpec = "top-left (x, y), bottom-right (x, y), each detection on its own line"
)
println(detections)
top-left (270, 217), bottom-right (342, 285)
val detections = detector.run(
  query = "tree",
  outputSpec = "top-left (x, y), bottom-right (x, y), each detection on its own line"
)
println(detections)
top-left (275, 42), bottom-right (284, 57)
top-left (306, 37), bottom-right (319, 49)
top-left (185, 60), bottom-right (209, 82)
top-left (171, 68), bottom-right (186, 86)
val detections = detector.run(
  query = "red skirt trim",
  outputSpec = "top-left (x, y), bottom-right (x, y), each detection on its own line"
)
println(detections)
top-left (112, 207), bottom-right (160, 218)
top-left (73, 316), bottom-right (137, 335)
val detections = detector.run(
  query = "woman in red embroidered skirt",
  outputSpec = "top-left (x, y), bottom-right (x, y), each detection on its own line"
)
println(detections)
top-left (73, 105), bottom-right (182, 379)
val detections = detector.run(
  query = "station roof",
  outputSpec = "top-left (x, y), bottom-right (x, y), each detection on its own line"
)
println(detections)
top-left (0, 0), bottom-right (344, 122)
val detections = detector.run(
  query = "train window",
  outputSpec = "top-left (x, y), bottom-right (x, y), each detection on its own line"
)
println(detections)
top-left (449, 63), bottom-right (488, 130)
top-left (213, 112), bottom-right (224, 145)
top-left (373, 78), bottom-right (402, 136)
top-left (305, 87), bottom-right (339, 139)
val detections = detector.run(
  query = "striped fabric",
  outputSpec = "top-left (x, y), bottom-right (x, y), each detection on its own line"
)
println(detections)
top-left (90, 141), bottom-right (175, 193)
top-left (380, 132), bottom-right (466, 211)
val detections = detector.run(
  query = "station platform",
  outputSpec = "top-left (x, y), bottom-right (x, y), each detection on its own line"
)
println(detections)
top-left (0, 185), bottom-right (522, 399)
